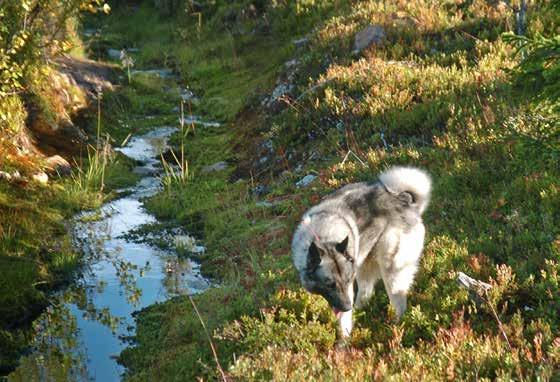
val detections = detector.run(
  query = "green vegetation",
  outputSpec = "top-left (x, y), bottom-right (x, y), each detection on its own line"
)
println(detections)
top-left (0, 0), bottom-right (108, 99)
top-left (101, 0), bottom-right (560, 380)
top-left (1, 0), bottom-right (559, 379)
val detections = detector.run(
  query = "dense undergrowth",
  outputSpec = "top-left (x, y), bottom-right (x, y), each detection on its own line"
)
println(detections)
top-left (100, 0), bottom-right (560, 380)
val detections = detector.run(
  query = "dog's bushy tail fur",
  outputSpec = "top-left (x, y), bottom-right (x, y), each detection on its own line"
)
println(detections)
top-left (379, 166), bottom-right (432, 214)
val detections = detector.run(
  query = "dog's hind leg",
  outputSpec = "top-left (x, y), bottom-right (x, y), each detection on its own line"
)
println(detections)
top-left (379, 225), bottom-right (425, 318)
top-left (354, 256), bottom-right (380, 309)
top-left (380, 265), bottom-right (416, 318)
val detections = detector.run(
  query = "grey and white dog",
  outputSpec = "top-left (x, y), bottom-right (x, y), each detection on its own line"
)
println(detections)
top-left (292, 166), bottom-right (431, 337)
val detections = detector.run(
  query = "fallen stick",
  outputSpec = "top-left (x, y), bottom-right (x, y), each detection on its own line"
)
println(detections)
top-left (456, 271), bottom-right (491, 292)
top-left (456, 271), bottom-right (512, 351)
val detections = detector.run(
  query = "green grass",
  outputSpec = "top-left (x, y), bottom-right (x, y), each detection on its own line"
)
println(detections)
top-left (85, 2), bottom-right (298, 122)
top-left (83, 0), bottom-right (560, 380)
top-left (0, 182), bottom-right (78, 373)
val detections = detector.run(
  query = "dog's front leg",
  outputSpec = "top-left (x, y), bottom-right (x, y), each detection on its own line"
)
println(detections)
top-left (339, 310), bottom-right (353, 337)
top-left (355, 257), bottom-right (381, 309)
top-left (338, 282), bottom-right (354, 337)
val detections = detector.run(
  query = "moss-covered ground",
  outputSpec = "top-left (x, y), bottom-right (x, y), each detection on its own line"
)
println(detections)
top-left (77, 1), bottom-right (560, 380)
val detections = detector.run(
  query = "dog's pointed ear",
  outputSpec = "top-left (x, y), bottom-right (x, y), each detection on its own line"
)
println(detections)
top-left (335, 236), bottom-right (349, 253)
top-left (307, 241), bottom-right (322, 271)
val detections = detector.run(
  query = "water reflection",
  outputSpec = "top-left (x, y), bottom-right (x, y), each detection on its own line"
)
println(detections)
top-left (8, 127), bottom-right (209, 382)
top-left (8, 302), bottom-right (89, 382)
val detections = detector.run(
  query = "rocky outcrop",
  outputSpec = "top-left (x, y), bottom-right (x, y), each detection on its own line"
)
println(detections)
top-left (55, 55), bottom-right (115, 98)
top-left (25, 55), bottom-right (116, 157)
top-left (45, 155), bottom-right (72, 176)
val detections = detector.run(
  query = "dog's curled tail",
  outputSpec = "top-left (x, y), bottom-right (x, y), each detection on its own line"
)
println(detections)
top-left (379, 166), bottom-right (431, 214)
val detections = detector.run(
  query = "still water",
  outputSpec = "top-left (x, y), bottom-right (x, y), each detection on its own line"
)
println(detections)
top-left (9, 127), bottom-right (209, 381)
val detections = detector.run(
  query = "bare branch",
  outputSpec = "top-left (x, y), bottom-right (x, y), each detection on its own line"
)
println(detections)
top-left (456, 271), bottom-right (512, 351)
top-left (456, 271), bottom-right (492, 292)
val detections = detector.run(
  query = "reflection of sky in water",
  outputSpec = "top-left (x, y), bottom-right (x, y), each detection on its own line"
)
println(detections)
top-left (9, 127), bottom-right (210, 382)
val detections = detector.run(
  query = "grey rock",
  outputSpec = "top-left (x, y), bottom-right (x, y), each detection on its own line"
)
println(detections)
top-left (180, 88), bottom-right (197, 102)
top-left (83, 28), bottom-right (99, 37)
top-left (260, 97), bottom-right (271, 107)
top-left (252, 184), bottom-right (270, 196)
top-left (202, 161), bottom-right (228, 173)
top-left (296, 174), bottom-right (317, 188)
top-left (293, 37), bottom-right (310, 48)
top-left (284, 59), bottom-right (299, 69)
top-left (0, 171), bottom-right (12, 181)
top-left (107, 48), bottom-right (122, 60)
top-left (264, 83), bottom-right (293, 109)
top-left (256, 201), bottom-right (274, 208)
top-left (271, 83), bottom-right (293, 100)
top-left (353, 24), bottom-right (385, 54)
top-left (258, 156), bottom-right (268, 165)
top-left (192, 245), bottom-right (206, 255)
top-left (32, 172), bottom-right (49, 184)
top-left (261, 139), bottom-right (273, 152)
top-left (46, 155), bottom-right (72, 176)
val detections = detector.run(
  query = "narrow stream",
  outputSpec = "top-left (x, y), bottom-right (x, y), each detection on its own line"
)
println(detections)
top-left (9, 127), bottom-right (210, 382)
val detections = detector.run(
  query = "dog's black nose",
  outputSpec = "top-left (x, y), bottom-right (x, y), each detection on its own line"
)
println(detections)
top-left (333, 301), bottom-right (352, 312)
top-left (340, 304), bottom-right (352, 312)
